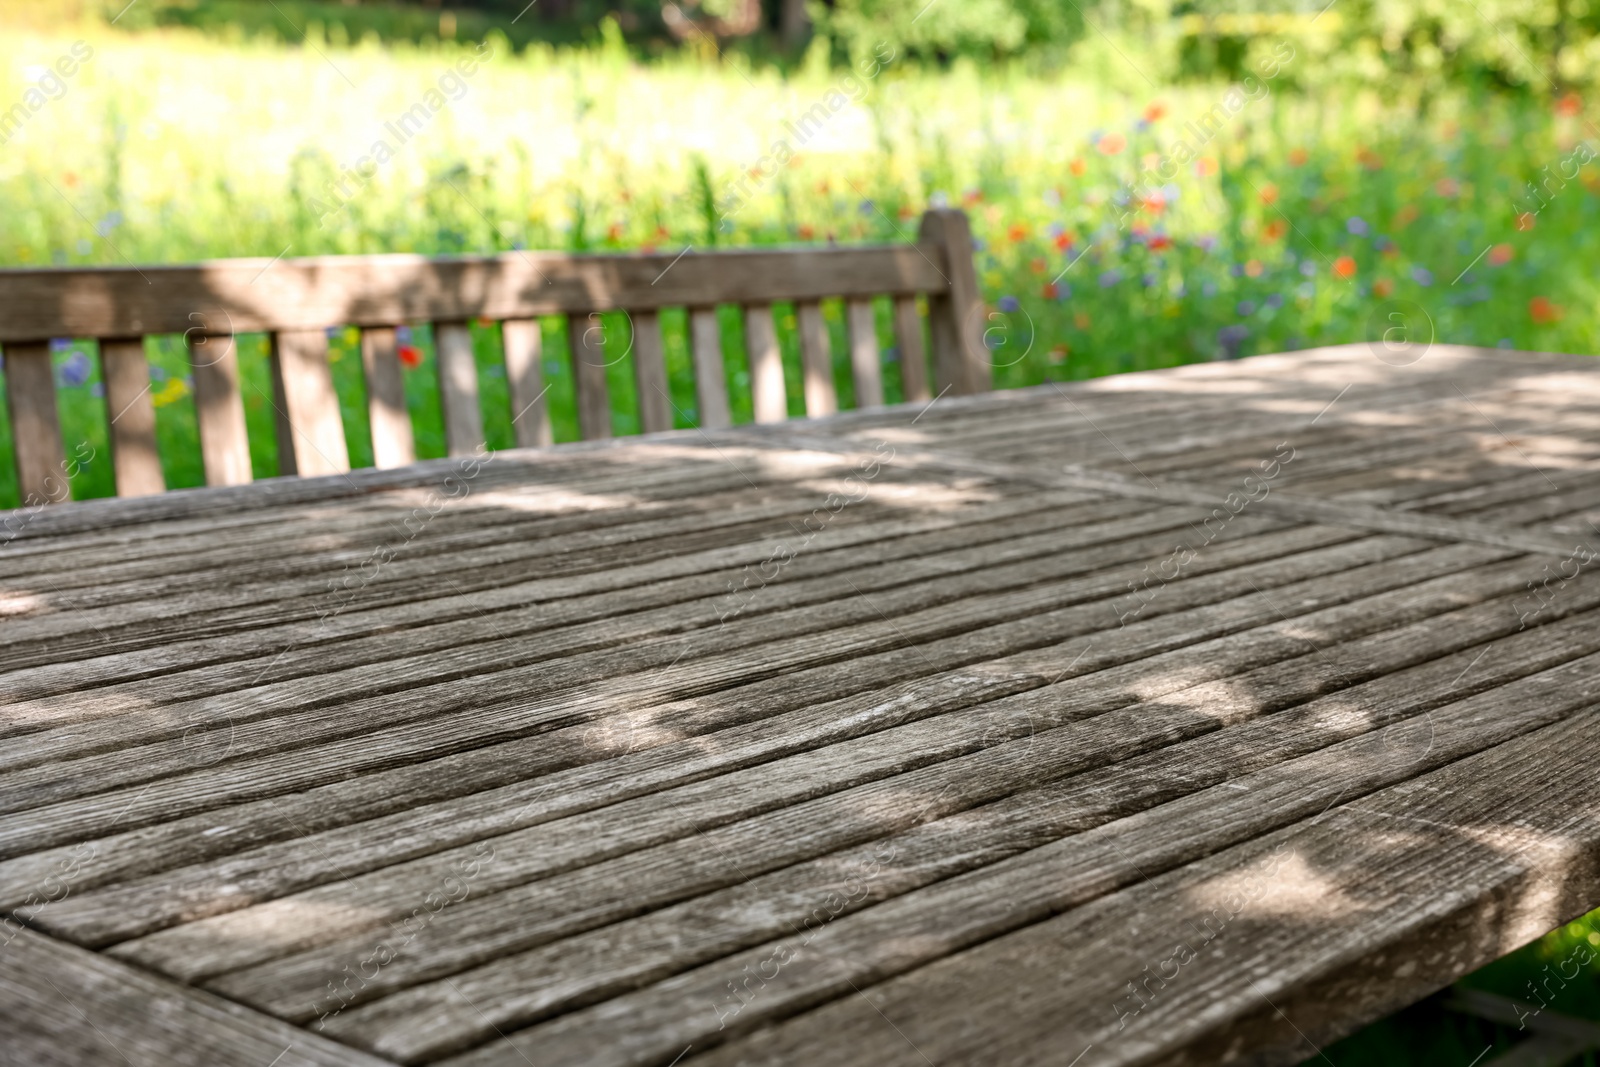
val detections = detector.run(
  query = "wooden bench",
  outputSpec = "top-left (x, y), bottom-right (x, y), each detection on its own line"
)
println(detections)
top-left (0, 209), bottom-right (985, 505)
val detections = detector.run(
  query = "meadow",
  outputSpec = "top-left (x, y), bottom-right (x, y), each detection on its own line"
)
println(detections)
top-left (2, 16), bottom-right (1598, 506)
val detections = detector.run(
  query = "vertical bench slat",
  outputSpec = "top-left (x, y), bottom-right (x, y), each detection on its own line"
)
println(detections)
top-left (3, 341), bottom-right (67, 504)
top-left (434, 322), bottom-right (484, 457)
top-left (502, 318), bottom-right (552, 448)
top-left (99, 338), bottom-right (165, 497)
top-left (847, 299), bottom-right (884, 409)
top-left (918, 208), bottom-right (989, 396)
top-left (744, 304), bottom-right (787, 424)
top-left (271, 329), bottom-right (350, 478)
top-left (188, 332), bottom-right (253, 487)
top-left (630, 311), bottom-right (673, 435)
top-left (796, 300), bottom-right (837, 417)
top-left (689, 307), bottom-right (731, 431)
top-left (568, 313), bottom-right (612, 441)
top-left (360, 326), bottom-right (415, 469)
top-left (893, 296), bottom-right (932, 404)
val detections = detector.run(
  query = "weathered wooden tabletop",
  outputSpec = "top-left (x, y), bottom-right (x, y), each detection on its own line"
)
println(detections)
top-left (3, 342), bottom-right (1599, 1067)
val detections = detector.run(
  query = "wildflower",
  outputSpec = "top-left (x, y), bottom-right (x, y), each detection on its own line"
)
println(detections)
top-left (1030, 257), bottom-right (1047, 274)
top-left (1144, 102), bottom-right (1167, 121)
top-left (1487, 243), bottom-right (1514, 266)
top-left (1195, 157), bottom-right (1219, 177)
top-left (1265, 293), bottom-right (1285, 309)
top-left (1299, 260), bottom-right (1318, 277)
top-left (1411, 266), bottom-right (1434, 287)
top-left (1074, 313), bottom-right (1091, 329)
top-left (1347, 216), bottom-right (1370, 236)
top-left (1237, 300), bottom-right (1256, 316)
top-left (398, 344), bottom-right (424, 368)
top-left (1262, 219), bottom-right (1287, 242)
top-left (1556, 93), bottom-right (1582, 117)
top-left (1043, 282), bottom-right (1059, 299)
top-left (1288, 148), bottom-right (1310, 167)
top-left (1516, 212), bottom-right (1537, 231)
top-left (56, 351), bottom-right (92, 387)
top-left (1098, 270), bottom-right (1122, 287)
top-left (1054, 232), bottom-right (1074, 252)
top-left (1050, 344), bottom-right (1069, 363)
top-left (1259, 183), bottom-right (1279, 205)
top-left (1008, 223), bottom-right (1028, 242)
top-left (1373, 278), bottom-right (1394, 298)
top-left (1244, 259), bottom-right (1264, 278)
top-left (1357, 147), bottom-right (1385, 170)
top-left (962, 189), bottom-right (982, 205)
top-left (858, 200), bottom-right (875, 217)
top-left (798, 223), bottom-right (816, 239)
top-left (1142, 273), bottom-right (1158, 288)
top-left (1069, 158), bottom-right (1087, 177)
top-left (998, 295), bottom-right (1021, 312)
top-left (1395, 204), bottom-right (1420, 227)
top-left (1529, 297), bottom-right (1564, 324)
top-left (1147, 235), bottom-right (1173, 252)
top-left (1373, 235), bottom-right (1394, 252)
top-left (1097, 132), bottom-right (1127, 155)
top-left (897, 204), bottom-right (916, 219)
top-left (1333, 255), bottom-right (1358, 279)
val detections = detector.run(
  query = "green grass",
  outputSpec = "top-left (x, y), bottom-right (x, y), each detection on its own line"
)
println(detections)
top-left (1, 16), bottom-right (1597, 511)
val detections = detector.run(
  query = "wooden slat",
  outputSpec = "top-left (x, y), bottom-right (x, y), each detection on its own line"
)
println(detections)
top-left (359, 326), bottom-right (415, 469)
top-left (630, 311), bottom-right (673, 435)
top-left (0, 243), bottom-right (953, 342)
top-left (0, 925), bottom-right (396, 1067)
top-left (568, 313), bottom-right (612, 441)
top-left (502, 318), bottom-right (552, 449)
top-left (99, 337), bottom-right (165, 497)
top-left (270, 329), bottom-right (350, 478)
top-left (434, 322), bottom-right (483, 457)
top-left (3, 341), bottom-right (68, 504)
top-left (187, 332), bottom-right (252, 487)
top-left (743, 304), bottom-right (787, 424)
top-left (919, 207), bottom-right (989, 396)
top-left (690, 307), bottom-right (731, 430)
top-left (796, 300), bottom-right (836, 417)
top-left (893, 294), bottom-right (932, 403)
top-left (846, 297), bottom-right (884, 409)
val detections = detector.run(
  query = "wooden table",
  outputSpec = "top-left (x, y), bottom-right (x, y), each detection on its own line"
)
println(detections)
top-left (4, 342), bottom-right (1599, 1067)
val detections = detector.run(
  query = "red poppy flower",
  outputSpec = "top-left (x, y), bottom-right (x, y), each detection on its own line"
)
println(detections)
top-left (1487, 243), bottom-right (1514, 266)
top-left (1530, 297), bottom-right (1564, 324)
top-left (1332, 256), bottom-right (1357, 279)
top-left (398, 344), bottom-right (423, 368)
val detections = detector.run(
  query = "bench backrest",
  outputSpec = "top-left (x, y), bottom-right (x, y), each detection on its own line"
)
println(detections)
top-left (0, 209), bottom-right (985, 504)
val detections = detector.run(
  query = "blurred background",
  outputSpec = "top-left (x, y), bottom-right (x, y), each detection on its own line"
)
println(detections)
top-left (2, 1), bottom-right (1599, 1060)
top-left (3, 0), bottom-right (1600, 501)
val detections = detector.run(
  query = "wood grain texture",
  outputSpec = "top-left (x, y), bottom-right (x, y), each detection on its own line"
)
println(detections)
top-left (0, 925), bottom-right (395, 1067)
top-left (568, 312), bottom-right (613, 441)
top-left (98, 339), bottom-right (165, 497)
top-left (359, 326), bottom-right (415, 469)
top-left (846, 298), bottom-right (884, 409)
top-left (796, 300), bottom-right (836, 417)
top-left (186, 331), bottom-right (252, 487)
top-left (4, 342), bottom-right (1600, 1067)
top-left (501, 318), bottom-right (552, 449)
top-left (629, 311), bottom-right (673, 435)
top-left (919, 208), bottom-right (988, 396)
top-left (744, 304), bottom-right (788, 424)
top-left (434, 321), bottom-right (484, 457)
top-left (0, 241), bottom-right (952, 341)
top-left (3, 341), bottom-right (68, 504)
top-left (893, 295), bottom-right (931, 404)
top-left (270, 330), bottom-right (350, 478)
top-left (690, 307), bottom-right (731, 431)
